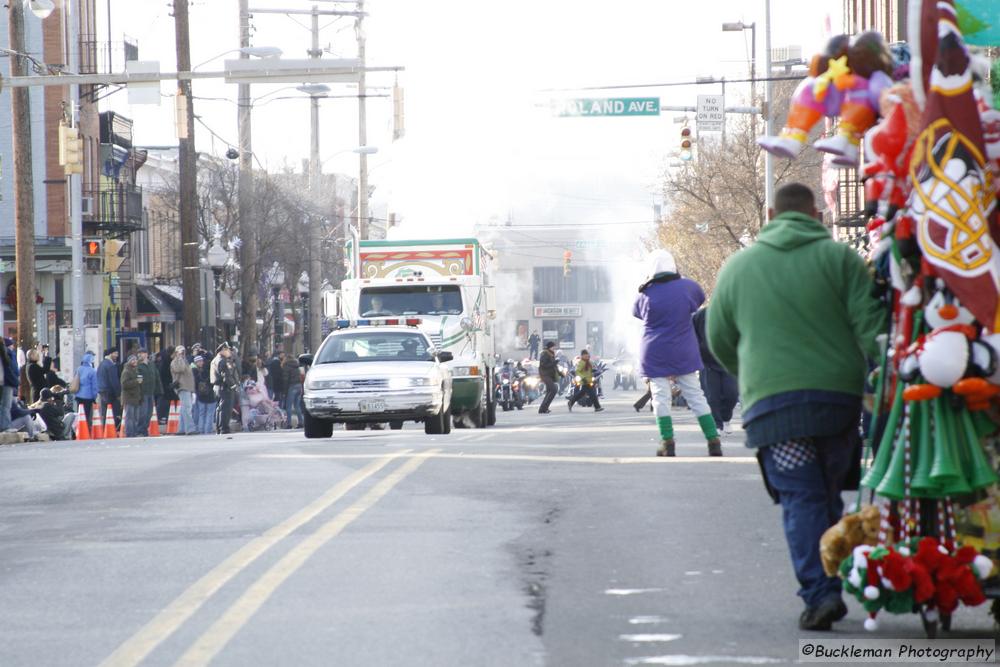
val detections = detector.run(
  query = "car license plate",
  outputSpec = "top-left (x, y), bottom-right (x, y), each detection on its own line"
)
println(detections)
top-left (359, 399), bottom-right (387, 413)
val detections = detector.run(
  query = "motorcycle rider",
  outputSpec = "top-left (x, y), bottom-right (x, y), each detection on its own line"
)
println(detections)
top-left (537, 341), bottom-right (561, 414)
top-left (567, 349), bottom-right (603, 412)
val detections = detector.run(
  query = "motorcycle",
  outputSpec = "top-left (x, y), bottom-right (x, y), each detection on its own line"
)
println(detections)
top-left (495, 363), bottom-right (526, 411)
top-left (612, 358), bottom-right (638, 391)
top-left (564, 360), bottom-right (606, 407)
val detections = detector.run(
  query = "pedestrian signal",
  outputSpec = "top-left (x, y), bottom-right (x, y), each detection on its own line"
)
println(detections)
top-left (679, 126), bottom-right (693, 162)
top-left (84, 239), bottom-right (102, 257)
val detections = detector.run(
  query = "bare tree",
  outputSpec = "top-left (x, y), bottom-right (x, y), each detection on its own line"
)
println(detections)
top-left (655, 82), bottom-right (824, 293)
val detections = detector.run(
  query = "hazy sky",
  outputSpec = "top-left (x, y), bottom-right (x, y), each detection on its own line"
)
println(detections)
top-left (101, 0), bottom-right (840, 237)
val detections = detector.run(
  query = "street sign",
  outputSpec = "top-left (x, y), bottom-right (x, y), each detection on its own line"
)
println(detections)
top-left (557, 97), bottom-right (660, 117)
top-left (696, 94), bottom-right (725, 132)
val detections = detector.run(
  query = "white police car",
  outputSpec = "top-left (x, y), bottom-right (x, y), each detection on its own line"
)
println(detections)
top-left (301, 319), bottom-right (454, 437)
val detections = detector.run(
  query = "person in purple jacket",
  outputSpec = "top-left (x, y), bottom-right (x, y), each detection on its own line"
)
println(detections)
top-left (633, 249), bottom-right (722, 457)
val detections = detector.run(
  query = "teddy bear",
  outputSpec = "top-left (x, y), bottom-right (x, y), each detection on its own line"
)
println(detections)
top-left (820, 505), bottom-right (885, 576)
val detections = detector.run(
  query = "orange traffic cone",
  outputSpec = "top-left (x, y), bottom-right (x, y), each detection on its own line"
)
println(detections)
top-left (167, 401), bottom-right (180, 435)
top-left (103, 405), bottom-right (118, 439)
top-left (75, 403), bottom-right (91, 441)
top-left (148, 409), bottom-right (161, 437)
top-left (92, 404), bottom-right (103, 439)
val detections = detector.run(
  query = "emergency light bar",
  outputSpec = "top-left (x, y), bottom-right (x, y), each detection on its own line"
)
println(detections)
top-left (334, 318), bottom-right (423, 329)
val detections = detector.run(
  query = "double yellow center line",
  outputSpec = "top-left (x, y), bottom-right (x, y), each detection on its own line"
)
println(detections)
top-left (100, 449), bottom-right (439, 667)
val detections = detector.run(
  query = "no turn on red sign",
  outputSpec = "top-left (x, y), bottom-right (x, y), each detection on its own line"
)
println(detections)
top-left (696, 95), bottom-right (725, 132)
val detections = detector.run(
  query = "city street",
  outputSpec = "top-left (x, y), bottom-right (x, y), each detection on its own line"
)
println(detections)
top-left (1, 390), bottom-right (995, 667)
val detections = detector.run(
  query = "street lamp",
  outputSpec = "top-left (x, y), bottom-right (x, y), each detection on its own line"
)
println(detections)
top-left (25, 0), bottom-right (54, 19)
top-left (297, 271), bottom-right (310, 353)
top-left (207, 240), bottom-right (228, 346)
top-left (269, 262), bottom-right (286, 352)
top-left (723, 10), bottom-right (773, 211)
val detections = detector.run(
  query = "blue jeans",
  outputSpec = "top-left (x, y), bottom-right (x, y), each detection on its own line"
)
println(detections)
top-left (196, 401), bottom-right (216, 434)
top-left (178, 390), bottom-right (196, 434)
top-left (0, 385), bottom-right (13, 431)
top-left (759, 429), bottom-right (857, 608)
top-left (124, 403), bottom-right (144, 438)
top-left (285, 385), bottom-right (303, 427)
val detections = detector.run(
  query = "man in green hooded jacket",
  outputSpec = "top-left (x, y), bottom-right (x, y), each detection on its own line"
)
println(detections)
top-left (707, 182), bottom-right (885, 631)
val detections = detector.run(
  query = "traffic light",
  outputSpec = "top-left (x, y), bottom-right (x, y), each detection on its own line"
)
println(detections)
top-left (58, 123), bottom-right (83, 175)
top-left (563, 250), bottom-right (572, 277)
top-left (104, 239), bottom-right (128, 272)
top-left (679, 126), bottom-right (693, 162)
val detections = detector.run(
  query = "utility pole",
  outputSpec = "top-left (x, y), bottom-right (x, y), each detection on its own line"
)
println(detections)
top-left (238, 0), bottom-right (258, 356)
top-left (763, 0), bottom-right (774, 210)
top-left (66, 0), bottom-right (85, 368)
top-left (356, 0), bottom-right (369, 239)
top-left (173, 0), bottom-right (201, 345)
top-left (8, 1), bottom-right (37, 350)
top-left (307, 5), bottom-right (323, 353)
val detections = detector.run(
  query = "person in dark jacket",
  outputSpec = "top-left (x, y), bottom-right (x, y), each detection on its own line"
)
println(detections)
top-left (633, 249), bottom-right (721, 457)
top-left (211, 344), bottom-right (239, 434)
top-left (97, 350), bottom-right (122, 429)
top-left (156, 347), bottom-right (177, 425)
top-left (35, 388), bottom-right (73, 440)
top-left (537, 341), bottom-right (562, 414)
top-left (120, 355), bottom-right (143, 438)
top-left (266, 351), bottom-right (286, 403)
top-left (192, 356), bottom-right (216, 434)
top-left (1, 338), bottom-right (18, 432)
top-left (26, 349), bottom-right (45, 403)
top-left (42, 355), bottom-right (62, 389)
top-left (692, 307), bottom-right (739, 434)
top-left (282, 355), bottom-right (303, 428)
top-left (9, 398), bottom-right (40, 439)
top-left (137, 349), bottom-right (162, 436)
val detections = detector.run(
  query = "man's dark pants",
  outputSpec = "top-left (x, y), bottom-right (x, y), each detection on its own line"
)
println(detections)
top-left (758, 426), bottom-right (858, 609)
top-left (216, 389), bottom-right (235, 434)
top-left (538, 378), bottom-right (558, 413)
top-left (99, 392), bottom-right (122, 428)
top-left (569, 383), bottom-right (601, 410)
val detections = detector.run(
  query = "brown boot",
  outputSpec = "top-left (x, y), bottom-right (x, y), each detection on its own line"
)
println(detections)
top-left (656, 438), bottom-right (675, 457)
top-left (707, 438), bottom-right (722, 457)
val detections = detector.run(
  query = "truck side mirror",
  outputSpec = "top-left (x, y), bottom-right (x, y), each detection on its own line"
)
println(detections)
top-left (436, 351), bottom-right (454, 363)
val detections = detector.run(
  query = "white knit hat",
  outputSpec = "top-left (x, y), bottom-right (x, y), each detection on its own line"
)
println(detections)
top-left (646, 249), bottom-right (677, 278)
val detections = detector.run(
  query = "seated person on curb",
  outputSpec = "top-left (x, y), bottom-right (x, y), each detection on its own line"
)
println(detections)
top-left (9, 398), bottom-right (41, 440)
top-left (33, 388), bottom-right (74, 440)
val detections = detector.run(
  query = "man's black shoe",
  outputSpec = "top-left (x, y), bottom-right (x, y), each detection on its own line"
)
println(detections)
top-left (799, 598), bottom-right (848, 631)
top-left (594, 407), bottom-right (605, 413)
top-left (538, 410), bottom-right (551, 414)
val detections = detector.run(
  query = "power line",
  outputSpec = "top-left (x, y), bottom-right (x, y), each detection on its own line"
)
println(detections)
top-left (538, 73), bottom-right (805, 93)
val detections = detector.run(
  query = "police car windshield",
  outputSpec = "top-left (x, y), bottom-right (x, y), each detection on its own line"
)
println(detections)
top-left (360, 285), bottom-right (462, 316)
top-left (316, 331), bottom-right (433, 363)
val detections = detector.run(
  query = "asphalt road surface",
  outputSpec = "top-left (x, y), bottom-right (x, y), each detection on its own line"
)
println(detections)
top-left (1, 391), bottom-right (996, 666)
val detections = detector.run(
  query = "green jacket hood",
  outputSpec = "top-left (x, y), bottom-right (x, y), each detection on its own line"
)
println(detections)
top-left (757, 211), bottom-right (830, 251)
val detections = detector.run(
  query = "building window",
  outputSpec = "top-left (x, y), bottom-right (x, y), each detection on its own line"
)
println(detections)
top-left (533, 266), bottom-right (610, 304)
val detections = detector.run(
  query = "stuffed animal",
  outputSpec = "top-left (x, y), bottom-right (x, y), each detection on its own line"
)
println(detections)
top-left (820, 505), bottom-right (885, 576)
top-left (758, 32), bottom-right (894, 166)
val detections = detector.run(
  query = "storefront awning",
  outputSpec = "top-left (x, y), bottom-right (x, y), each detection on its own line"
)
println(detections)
top-left (135, 285), bottom-right (182, 322)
